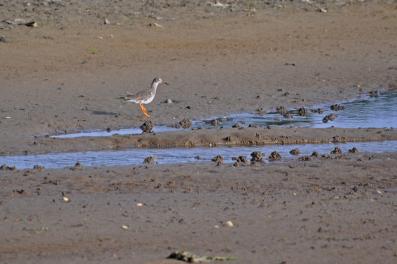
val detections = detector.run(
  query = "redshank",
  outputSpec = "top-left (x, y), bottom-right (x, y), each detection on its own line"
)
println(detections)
top-left (124, 77), bottom-right (164, 118)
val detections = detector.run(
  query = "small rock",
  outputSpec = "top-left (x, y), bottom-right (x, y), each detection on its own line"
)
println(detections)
top-left (268, 151), bottom-right (281, 161)
top-left (330, 147), bottom-right (342, 155)
top-left (310, 108), bottom-right (324, 114)
top-left (211, 155), bottom-right (224, 166)
top-left (276, 106), bottom-right (288, 115)
top-left (74, 162), bottom-right (81, 168)
top-left (232, 123), bottom-right (241, 128)
top-left (330, 104), bottom-right (345, 111)
top-left (140, 120), bottom-right (153, 133)
top-left (322, 113), bottom-right (337, 123)
top-left (178, 118), bottom-right (192, 129)
top-left (225, 220), bottom-right (234, 227)
top-left (250, 151), bottom-right (263, 162)
top-left (348, 147), bottom-right (359, 153)
top-left (311, 151), bottom-right (319, 157)
top-left (298, 156), bottom-right (311, 161)
top-left (0, 164), bottom-right (16, 170)
top-left (0, 35), bottom-right (6, 43)
top-left (33, 165), bottom-right (45, 171)
top-left (289, 148), bottom-right (300, 155)
top-left (104, 18), bottom-right (110, 25)
top-left (143, 156), bottom-right (156, 165)
top-left (164, 98), bottom-right (173, 104)
top-left (369, 90), bottom-right (380, 97)
top-left (297, 107), bottom-right (307, 116)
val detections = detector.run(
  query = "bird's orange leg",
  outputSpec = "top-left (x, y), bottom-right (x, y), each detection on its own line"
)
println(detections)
top-left (139, 104), bottom-right (150, 118)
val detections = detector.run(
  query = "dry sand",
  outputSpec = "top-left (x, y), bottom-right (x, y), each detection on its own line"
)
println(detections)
top-left (0, 1), bottom-right (397, 263)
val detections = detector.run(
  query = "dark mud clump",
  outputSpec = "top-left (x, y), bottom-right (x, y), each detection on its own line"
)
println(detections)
top-left (140, 120), bottom-right (154, 133)
top-left (297, 107), bottom-right (307, 116)
top-left (330, 104), bottom-right (345, 111)
top-left (143, 156), bottom-right (156, 165)
top-left (268, 151), bottom-right (282, 161)
top-left (330, 147), bottom-right (342, 155)
top-left (177, 118), bottom-right (192, 129)
top-left (348, 147), bottom-right (359, 153)
top-left (211, 155), bottom-right (224, 166)
top-left (250, 151), bottom-right (263, 163)
top-left (322, 113), bottom-right (337, 123)
top-left (289, 148), bottom-right (300, 155)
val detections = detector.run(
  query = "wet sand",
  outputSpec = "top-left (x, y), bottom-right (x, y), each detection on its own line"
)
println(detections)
top-left (1, 1), bottom-right (397, 263)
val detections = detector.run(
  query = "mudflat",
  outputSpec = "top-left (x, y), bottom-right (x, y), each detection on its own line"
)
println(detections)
top-left (0, 1), bottom-right (397, 263)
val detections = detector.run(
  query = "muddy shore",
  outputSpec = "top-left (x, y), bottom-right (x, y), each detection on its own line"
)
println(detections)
top-left (1, 1), bottom-right (397, 263)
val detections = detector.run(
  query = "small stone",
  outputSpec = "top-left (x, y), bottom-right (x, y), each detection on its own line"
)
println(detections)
top-left (121, 224), bottom-right (129, 230)
top-left (268, 151), bottom-right (281, 161)
top-left (297, 107), bottom-right (307, 116)
top-left (276, 106), bottom-right (288, 115)
top-left (322, 113), bottom-right (337, 123)
top-left (140, 120), bottom-right (153, 133)
top-left (178, 118), bottom-right (192, 129)
top-left (33, 165), bottom-right (45, 171)
top-left (348, 147), bottom-right (358, 153)
top-left (311, 151), bottom-right (319, 157)
top-left (250, 151), bottom-right (263, 162)
top-left (211, 155), bottom-right (224, 166)
top-left (143, 156), bottom-right (156, 165)
top-left (165, 98), bottom-right (173, 104)
top-left (104, 18), bottom-right (110, 25)
top-left (232, 123), bottom-right (241, 128)
top-left (310, 108), bottom-right (324, 114)
top-left (369, 90), bottom-right (380, 97)
top-left (0, 164), bottom-right (16, 170)
top-left (63, 196), bottom-right (70, 203)
top-left (330, 104), bottom-right (345, 111)
top-left (289, 148), bottom-right (300, 155)
top-left (330, 147), bottom-right (342, 155)
top-left (0, 35), bottom-right (6, 43)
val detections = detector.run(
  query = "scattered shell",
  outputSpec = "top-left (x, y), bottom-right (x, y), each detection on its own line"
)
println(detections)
top-left (148, 22), bottom-right (163, 28)
top-left (104, 18), bottom-right (110, 25)
top-left (136, 203), bottom-right (144, 207)
top-left (121, 224), bottom-right (129, 230)
top-left (63, 196), bottom-right (70, 203)
top-left (225, 220), bottom-right (234, 227)
top-left (164, 98), bottom-right (173, 104)
top-left (3, 116), bottom-right (12, 119)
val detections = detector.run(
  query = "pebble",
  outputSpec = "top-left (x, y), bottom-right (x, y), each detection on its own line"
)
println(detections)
top-left (178, 118), bottom-right (192, 129)
top-left (140, 120), bottom-right (153, 133)
top-left (211, 155), bottom-right (224, 166)
top-left (143, 156), bottom-right (156, 165)
top-left (268, 151), bottom-right (281, 161)
top-left (250, 151), bottom-right (263, 162)
top-left (289, 148), bottom-right (300, 155)
top-left (330, 104), bottom-right (345, 111)
top-left (322, 113), bottom-right (337, 123)
top-left (0, 35), bottom-right (6, 43)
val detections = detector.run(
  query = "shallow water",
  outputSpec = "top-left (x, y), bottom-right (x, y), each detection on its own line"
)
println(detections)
top-left (52, 92), bottom-right (397, 139)
top-left (1, 140), bottom-right (397, 170)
